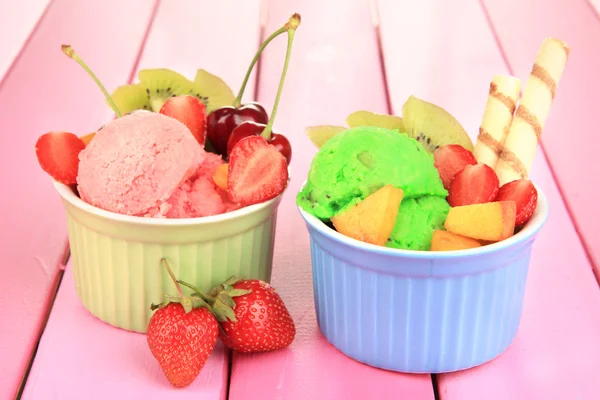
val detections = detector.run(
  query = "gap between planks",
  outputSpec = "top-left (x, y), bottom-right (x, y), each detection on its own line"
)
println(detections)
top-left (372, 0), bottom-right (439, 396)
top-left (13, 1), bottom-right (162, 398)
top-left (478, 0), bottom-right (600, 287)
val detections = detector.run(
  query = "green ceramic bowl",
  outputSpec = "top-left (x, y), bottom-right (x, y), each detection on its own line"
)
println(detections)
top-left (53, 181), bottom-right (285, 333)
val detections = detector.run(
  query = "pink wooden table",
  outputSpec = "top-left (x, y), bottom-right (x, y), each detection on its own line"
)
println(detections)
top-left (2, 0), bottom-right (600, 399)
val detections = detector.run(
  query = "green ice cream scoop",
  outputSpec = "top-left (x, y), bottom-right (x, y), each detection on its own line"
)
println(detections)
top-left (386, 195), bottom-right (450, 251)
top-left (296, 126), bottom-right (447, 220)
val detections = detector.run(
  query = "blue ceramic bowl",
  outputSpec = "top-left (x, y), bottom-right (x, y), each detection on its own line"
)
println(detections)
top-left (298, 185), bottom-right (548, 373)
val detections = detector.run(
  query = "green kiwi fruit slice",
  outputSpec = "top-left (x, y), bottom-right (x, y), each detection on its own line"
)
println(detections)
top-left (110, 83), bottom-right (151, 115)
top-left (193, 69), bottom-right (235, 113)
top-left (305, 125), bottom-right (347, 148)
top-left (138, 69), bottom-right (194, 111)
top-left (346, 110), bottom-right (405, 133)
top-left (402, 95), bottom-right (474, 152)
top-left (111, 68), bottom-right (194, 113)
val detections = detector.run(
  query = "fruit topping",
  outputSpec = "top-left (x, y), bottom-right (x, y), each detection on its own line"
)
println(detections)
top-left (159, 95), bottom-right (207, 145)
top-left (192, 69), bottom-right (236, 113)
top-left (227, 136), bottom-right (289, 206)
top-left (447, 163), bottom-right (499, 207)
top-left (346, 110), bottom-right (405, 132)
top-left (331, 184), bottom-right (404, 246)
top-left (226, 15), bottom-right (300, 163)
top-left (207, 14), bottom-right (300, 156)
top-left (111, 68), bottom-right (234, 116)
top-left (212, 163), bottom-right (228, 191)
top-left (444, 201), bottom-right (516, 242)
top-left (80, 132), bottom-right (96, 146)
top-left (433, 144), bottom-right (477, 190)
top-left (35, 131), bottom-right (86, 185)
top-left (430, 230), bottom-right (482, 251)
top-left (147, 259), bottom-right (219, 388)
top-left (402, 95), bottom-right (474, 152)
top-left (305, 125), bottom-right (346, 148)
top-left (496, 179), bottom-right (538, 227)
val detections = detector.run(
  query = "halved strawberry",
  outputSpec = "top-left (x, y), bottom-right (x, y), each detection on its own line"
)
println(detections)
top-left (433, 144), bottom-right (477, 190)
top-left (447, 163), bottom-right (499, 207)
top-left (160, 95), bottom-right (207, 146)
top-left (496, 179), bottom-right (538, 226)
top-left (35, 131), bottom-right (86, 185)
top-left (228, 136), bottom-right (288, 206)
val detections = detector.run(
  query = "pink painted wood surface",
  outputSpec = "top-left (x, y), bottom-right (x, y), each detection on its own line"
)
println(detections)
top-left (133, 0), bottom-right (261, 105)
top-left (0, 0), bottom-right (50, 84)
top-left (482, 0), bottom-right (600, 275)
top-left (22, 1), bottom-right (262, 398)
top-left (22, 267), bottom-right (229, 400)
top-left (0, 1), bottom-right (157, 399)
top-left (228, 1), bottom-right (435, 399)
top-left (377, 0), bottom-right (600, 398)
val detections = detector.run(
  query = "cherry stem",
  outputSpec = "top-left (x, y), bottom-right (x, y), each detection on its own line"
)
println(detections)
top-left (261, 15), bottom-right (300, 140)
top-left (161, 258), bottom-right (184, 298)
top-left (61, 44), bottom-right (122, 118)
top-left (232, 13), bottom-right (301, 108)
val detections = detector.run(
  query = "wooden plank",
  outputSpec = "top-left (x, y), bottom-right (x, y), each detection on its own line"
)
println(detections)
top-left (377, 0), bottom-right (600, 398)
top-left (22, 267), bottom-right (230, 399)
top-left (228, 1), bottom-right (436, 399)
top-left (21, 1), bottom-right (262, 398)
top-left (0, 0), bottom-right (50, 84)
top-left (482, 0), bottom-right (600, 275)
top-left (0, 1), bottom-right (156, 399)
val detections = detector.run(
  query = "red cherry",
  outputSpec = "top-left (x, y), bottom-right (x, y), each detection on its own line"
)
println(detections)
top-left (228, 121), bottom-right (292, 164)
top-left (206, 102), bottom-right (268, 156)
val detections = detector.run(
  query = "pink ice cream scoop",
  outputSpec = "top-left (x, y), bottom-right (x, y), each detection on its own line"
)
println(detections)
top-left (77, 111), bottom-right (204, 217)
top-left (166, 153), bottom-right (240, 218)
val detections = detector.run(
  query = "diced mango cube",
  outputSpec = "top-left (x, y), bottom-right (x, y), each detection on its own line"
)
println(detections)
top-left (331, 184), bottom-right (404, 246)
top-left (444, 201), bottom-right (516, 241)
top-left (430, 230), bottom-right (482, 251)
top-left (213, 163), bottom-right (228, 191)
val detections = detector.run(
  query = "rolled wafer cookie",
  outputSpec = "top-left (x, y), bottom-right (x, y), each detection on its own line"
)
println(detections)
top-left (495, 37), bottom-right (570, 185)
top-left (474, 75), bottom-right (521, 168)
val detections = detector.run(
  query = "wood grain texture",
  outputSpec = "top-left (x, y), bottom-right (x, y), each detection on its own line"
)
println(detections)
top-left (21, 1), bottom-right (262, 398)
top-left (0, 1), bottom-right (156, 399)
top-left (22, 267), bottom-right (230, 400)
top-left (482, 0), bottom-right (600, 276)
top-left (228, 1), bottom-right (435, 399)
top-left (0, 0), bottom-right (50, 84)
top-left (377, 0), bottom-right (600, 398)
top-left (132, 0), bottom-right (261, 104)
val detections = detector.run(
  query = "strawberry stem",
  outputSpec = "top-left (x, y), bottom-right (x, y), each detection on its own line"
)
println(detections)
top-left (232, 13), bottom-right (300, 108)
top-left (177, 280), bottom-right (214, 304)
top-left (260, 16), bottom-right (300, 140)
top-left (61, 44), bottom-right (122, 118)
top-left (161, 258), bottom-right (184, 298)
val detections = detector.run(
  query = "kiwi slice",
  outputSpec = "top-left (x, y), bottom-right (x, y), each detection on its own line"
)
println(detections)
top-left (402, 95), bottom-right (474, 153)
top-left (138, 69), bottom-right (194, 111)
top-left (346, 110), bottom-right (405, 132)
top-left (111, 69), bottom-right (194, 114)
top-left (305, 125), bottom-right (347, 148)
top-left (110, 83), bottom-right (152, 115)
top-left (192, 69), bottom-right (235, 113)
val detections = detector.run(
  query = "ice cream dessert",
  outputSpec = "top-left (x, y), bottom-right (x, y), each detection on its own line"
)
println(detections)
top-left (301, 37), bottom-right (569, 252)
top-left (35, 14), bottom-right (302, 219)
top-left (297, 126), bottom-right (451, 250)
top-left (77, 110), bottom-right (238, 218)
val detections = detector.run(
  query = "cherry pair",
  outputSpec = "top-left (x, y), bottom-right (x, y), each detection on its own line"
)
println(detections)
top-left (206, 14), bottom-right (300, 164)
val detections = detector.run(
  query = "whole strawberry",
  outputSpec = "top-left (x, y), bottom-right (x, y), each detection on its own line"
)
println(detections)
top-left (147, 259), bottom-right (219, 387)
top-left (200, 278), bottom-right (296, 353)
